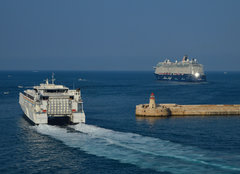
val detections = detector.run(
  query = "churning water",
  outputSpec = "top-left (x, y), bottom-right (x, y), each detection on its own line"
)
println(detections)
top-left (34, 123), bottom-right (240, 174)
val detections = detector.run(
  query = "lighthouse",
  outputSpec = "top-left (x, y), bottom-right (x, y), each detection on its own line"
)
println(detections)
top-left (135, 92), bottom-right (170, 116)
top-left (149, 93), bottom-right (156, 108)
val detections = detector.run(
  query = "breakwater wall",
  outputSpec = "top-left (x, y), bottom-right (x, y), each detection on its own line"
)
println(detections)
top-left (135, 103), bottom-right (240, 117)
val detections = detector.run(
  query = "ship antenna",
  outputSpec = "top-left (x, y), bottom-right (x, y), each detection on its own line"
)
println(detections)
top-left (51, 72), bottom-right (55, 84)
top-left (45, 78), bottom-right (49, 84)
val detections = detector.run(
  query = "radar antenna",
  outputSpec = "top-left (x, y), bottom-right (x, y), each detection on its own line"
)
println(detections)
top-left (51, 72), bottom-right (55, 84)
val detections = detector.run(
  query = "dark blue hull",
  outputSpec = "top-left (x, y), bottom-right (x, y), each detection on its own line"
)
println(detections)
top-left (154, 73), bottom-right (206, 82)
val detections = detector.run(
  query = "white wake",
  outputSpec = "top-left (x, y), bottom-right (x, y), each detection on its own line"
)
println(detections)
top-left (33, 124), bottom-right (240, 174)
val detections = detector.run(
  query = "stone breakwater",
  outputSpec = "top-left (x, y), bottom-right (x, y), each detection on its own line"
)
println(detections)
top-left (135, 93), bottom-right (240, 117)
top-left (135, 103), bottom-right (240, 117)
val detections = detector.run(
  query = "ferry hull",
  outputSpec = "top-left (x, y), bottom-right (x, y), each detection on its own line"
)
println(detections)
top-left (19, 103), bottom-right (48, 124)
top-left (19, 93), bottom-right (48, 124)
top-left (154, 73), bottom-right (206, 82)
top-left (19, 93), bottom-right (85, 125)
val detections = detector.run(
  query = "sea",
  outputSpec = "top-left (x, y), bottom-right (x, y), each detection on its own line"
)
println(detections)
top-left (0, 71), bottom-right (240, 174)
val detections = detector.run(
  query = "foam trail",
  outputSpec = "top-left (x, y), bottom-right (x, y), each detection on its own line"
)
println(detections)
top-left (34, 124), bottom-right (240, 174)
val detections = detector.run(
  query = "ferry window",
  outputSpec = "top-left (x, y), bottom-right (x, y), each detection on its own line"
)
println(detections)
top-left (70, 96), bottom-right (74, 100)
top-left (45, 89), bottom-right (67, 93)
top-left (78, 103), bottom-right (83, 112)
top-left (41, 96), bottom-right (49, 100)
top-left (46, 90), bottom-right (56, 93)
top-left (24, 93), bottom-right (34, 100)
top-left (58, 89), bottom-right (66, 93)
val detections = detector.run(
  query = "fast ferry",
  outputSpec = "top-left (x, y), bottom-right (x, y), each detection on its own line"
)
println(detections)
top-left (19, 74), bottom-right (85, 124)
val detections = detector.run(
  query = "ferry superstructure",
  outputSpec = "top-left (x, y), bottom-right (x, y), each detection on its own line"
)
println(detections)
top-left (19, 74), bottom-right (85, 124)
top-left (154, 55), bottom-right (206, 82)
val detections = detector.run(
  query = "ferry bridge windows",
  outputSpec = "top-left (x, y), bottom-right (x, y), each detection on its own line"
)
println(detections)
top-left (41, 96), bottom-right (49, 100)
top-left (44, 89), bottom-right (68, 93)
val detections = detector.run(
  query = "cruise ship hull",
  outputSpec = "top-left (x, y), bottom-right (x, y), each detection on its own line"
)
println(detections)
top-left (154, 73), bottom-right (206, 82)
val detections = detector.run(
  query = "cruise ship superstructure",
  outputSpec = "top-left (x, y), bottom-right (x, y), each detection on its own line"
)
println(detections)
top-left (19, 74), bottom-right (85, 124)
top-left (154, 55), bottom-right (206, 82)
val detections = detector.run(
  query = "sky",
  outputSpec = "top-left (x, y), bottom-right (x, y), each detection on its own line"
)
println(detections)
top-left (0, 0), bottom-right (240, 71)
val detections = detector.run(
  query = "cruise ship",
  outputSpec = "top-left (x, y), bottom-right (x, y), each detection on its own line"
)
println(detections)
top-left (154, 55), bottom-right (206, 82)
top-left (19, 74), bottom-right (85, 124)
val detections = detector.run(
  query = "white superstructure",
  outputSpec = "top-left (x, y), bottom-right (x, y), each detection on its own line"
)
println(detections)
top-left (19, 74), bottom-right (85, 124)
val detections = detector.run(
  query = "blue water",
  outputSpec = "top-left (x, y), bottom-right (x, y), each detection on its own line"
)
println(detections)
top-left (1, 71), bottom-right (240, 174)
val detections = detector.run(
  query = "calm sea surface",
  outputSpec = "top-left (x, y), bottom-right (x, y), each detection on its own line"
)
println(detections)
top-left (0, 71), bottom-right (240, 174)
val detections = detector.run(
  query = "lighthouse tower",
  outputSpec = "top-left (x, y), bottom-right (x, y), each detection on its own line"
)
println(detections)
top-left (149, 93), bottom-right (156, 108)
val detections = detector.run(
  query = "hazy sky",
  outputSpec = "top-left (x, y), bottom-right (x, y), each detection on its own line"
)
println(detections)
top-left (0, 0), bottom-right (240, 71)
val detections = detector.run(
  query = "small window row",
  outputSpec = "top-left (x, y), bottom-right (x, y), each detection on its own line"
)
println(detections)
top-left (23, 92), bottom-right (34, 100)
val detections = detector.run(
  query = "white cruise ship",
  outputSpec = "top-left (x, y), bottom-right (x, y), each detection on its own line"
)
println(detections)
top-left (19, 74), bottom-right (85, 124)
top-left (154, 55), bottom-right (206, 82)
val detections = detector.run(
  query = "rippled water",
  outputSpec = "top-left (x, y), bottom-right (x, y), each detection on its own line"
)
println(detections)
top-left (0, 71), bottom-right (240, 174)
